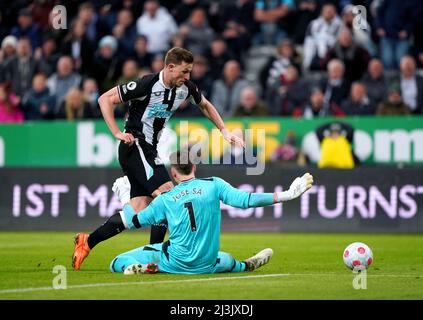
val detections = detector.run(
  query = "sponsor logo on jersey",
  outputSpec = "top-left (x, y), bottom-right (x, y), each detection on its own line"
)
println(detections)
top-left (148, 103), bottom-right (173, 118)
top-left (153, 91), bottom-right (164, 97)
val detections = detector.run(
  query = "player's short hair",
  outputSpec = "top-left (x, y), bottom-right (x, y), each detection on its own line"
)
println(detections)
top-left (165, 47), bottom-right (194, 66)
top-left (170, 150), bottom-right (194, 175)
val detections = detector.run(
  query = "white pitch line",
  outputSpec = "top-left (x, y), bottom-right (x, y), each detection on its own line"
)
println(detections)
top-left (0, 272), bottom-right (421, 295)
top-left (293, 273), bottom-right (423, 278)
top-left (0, 273), bottom-right (290, 294)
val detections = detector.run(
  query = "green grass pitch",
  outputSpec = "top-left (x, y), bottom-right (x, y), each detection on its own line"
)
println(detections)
top-left (0, 232), bottom-right (422, 300)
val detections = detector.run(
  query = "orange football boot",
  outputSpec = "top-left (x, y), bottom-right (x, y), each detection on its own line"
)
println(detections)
top-left (72, 233), bottom-right (90, 270)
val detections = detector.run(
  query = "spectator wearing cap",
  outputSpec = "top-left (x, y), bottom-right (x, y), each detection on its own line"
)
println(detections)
top-left (35, 36), bottom-right (60, 77)
top-left (233, 87), bottom-right (268, 117)
top-left (376, 83), bottom-right (411, 115)
top-left (132, 35), bottom-right (154, 69)
top-left (136, 0), bottom-right (178, 55)
top-left (0, 36), bottom-right (18, 64)
top-left (21, 73), bottom-right (55, 120)
top-left (47, 56), bottom-right (82, 113)
top-left (2, 37), bottom-right (39, 99)
top-left (11, 8), bottom-right (42, 50)
top-left (0, 36), bottom-right (18, 83)
top-left (396, 55), bottom-right (423, 114)
top-left (361, 58), bottom-right (388, 109)
top-left (303, 3), bottom-right (342, 71)
top-left (179, 8), bottom-right (215, 56)
top-left (211, 60), bottom-right (249, 118)
top-left (341, 82), bottom-right (375, 116)
top-left (91, 35), bottom-right (123, 92)
top-left (61, 19), bottom-right (95, 76)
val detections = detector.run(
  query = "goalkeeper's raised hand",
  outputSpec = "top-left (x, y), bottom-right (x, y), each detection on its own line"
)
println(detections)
top-left (275, 173), bottom-right (314, 202)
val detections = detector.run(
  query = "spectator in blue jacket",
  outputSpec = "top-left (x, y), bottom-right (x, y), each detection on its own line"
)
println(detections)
top-left (112, 9), bottom-right (138, 60)
top-left (375, 0), bottom-right (419, 69)
top-left (21, 73), bottom-right (55, 120)
top-left (11, 8), bottom-right (42, 50)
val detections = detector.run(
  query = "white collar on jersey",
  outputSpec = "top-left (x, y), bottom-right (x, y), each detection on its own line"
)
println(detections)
top-left (159, 70), bottom-right (172, 89)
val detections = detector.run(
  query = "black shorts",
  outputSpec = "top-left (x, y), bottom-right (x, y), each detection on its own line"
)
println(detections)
top-left (118, 139), bottom-right (171, 198)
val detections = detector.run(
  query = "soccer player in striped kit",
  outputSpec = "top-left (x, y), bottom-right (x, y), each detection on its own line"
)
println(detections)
top-left (72, 47), bottom-right (244, 270)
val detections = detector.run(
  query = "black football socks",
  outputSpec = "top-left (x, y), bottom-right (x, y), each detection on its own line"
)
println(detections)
top-left (87, 212), bottom-right (125, 249)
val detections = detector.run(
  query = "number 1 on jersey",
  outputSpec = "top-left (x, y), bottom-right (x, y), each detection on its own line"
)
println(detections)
top-left (184, 202), bottom-right (197, 232)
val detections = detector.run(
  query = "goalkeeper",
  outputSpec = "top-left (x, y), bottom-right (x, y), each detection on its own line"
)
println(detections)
top-left (108, 151), bottom-right (314, 275)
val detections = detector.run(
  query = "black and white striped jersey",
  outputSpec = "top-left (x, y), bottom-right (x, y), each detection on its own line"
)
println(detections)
top-left (117, 71), bottom-right (203, 148)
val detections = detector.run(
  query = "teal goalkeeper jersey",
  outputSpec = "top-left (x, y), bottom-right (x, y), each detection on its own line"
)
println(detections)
top-left (137, 177), bottom-right (252, 274)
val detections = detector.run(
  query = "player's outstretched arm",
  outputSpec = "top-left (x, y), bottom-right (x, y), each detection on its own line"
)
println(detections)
top-left (274, 172), bottom-right (314, 202)
top-left (217, 173), bottom-right (314, 209)
top-left (198, 96), bottom-right (245, 148)
top-left (98, 86), bottom-right (135, 145)
top-left (248, 173), bottom-right (314, 206)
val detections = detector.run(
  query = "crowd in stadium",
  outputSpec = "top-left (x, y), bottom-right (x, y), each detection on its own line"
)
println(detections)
top-left (0, 0), bottom-right (422, 123)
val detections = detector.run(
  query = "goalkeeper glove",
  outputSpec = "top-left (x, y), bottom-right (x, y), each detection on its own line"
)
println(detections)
top-left (275, 173), bottom-right (314, 202)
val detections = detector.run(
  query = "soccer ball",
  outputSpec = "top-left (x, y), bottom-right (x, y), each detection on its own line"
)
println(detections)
top-left (343, 242), bottom-right (373, 271)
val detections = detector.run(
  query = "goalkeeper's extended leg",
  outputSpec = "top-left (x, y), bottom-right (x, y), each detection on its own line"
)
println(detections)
top-left (110, 243), bottom-right (162, 274)
top-left (212, 249), bottom-right (273, 273)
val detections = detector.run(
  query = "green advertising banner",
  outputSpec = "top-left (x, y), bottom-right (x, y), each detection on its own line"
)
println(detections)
top-left (0, 116), bottom-right (422, 167)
